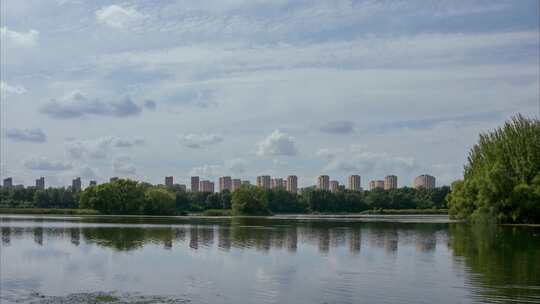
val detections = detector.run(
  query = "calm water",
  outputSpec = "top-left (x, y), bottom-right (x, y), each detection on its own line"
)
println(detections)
top-left (0, 215), bottom-right (539, 304)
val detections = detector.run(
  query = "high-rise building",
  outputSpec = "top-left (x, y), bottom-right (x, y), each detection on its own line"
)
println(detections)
top-left (256, 175), bottom-right (271, 189)
top-left (414, 174), bottom-right (436, 189)
top-left (287, 175), bottom-right (298, 193)
top-left (369, 180), bottom-right (385, 190)
top-left (384, 175), bottom-right (398, 190)
top-left (317, 175), bottom-right (330, 191)
top-left (348, 175), bottom-right (361, 191)
top-left (200, 180), bottom-right (215, 193)
top-left (110, 177), bottom-right (119, 183)
top-left (271, 178), bottom-right (285, 189)
top-left (232, 179), bottom-right (242, 191)
top-left (3, 177), bottom-right (13, 188)
top-left (175, 184), bottom-right (187, 192)
top-left (219, 176), bottom-right (232, 192)
top-left (72, 177), bottom-right (82, 191)
top-left (191, 176), bottom-right (200, 192)
top-left (330, 180), bottom-right (339, 192)
top-left (89, 180), bottom-right (97, 187)
top-left (165, 176), bottom-right (174, 187)
top-left (35, 177), bottom-right (45, 190)
top-left (242, 180), bottom-right (251, 186)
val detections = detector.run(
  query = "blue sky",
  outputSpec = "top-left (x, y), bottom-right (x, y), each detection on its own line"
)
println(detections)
top-left (1, 0), bottom-right (539, 188)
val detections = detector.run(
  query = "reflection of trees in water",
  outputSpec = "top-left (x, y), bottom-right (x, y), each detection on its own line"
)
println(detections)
top-left (449, 224), bottom-right (540, 303)
top-left (2, 226), bottom-right (10, 245)
top-left (1, 219), bottom-right (449, 256)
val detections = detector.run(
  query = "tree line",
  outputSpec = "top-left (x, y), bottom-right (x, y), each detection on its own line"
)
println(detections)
top-left (1, 178), bottom-right (450, 215)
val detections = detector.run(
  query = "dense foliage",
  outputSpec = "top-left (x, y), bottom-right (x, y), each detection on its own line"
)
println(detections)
top-left (0, 187), bottom-right (80, 209)
top-left (231, 185), bottom-right (271, 215)
top-left (448, 115), bottom-right (540, 223)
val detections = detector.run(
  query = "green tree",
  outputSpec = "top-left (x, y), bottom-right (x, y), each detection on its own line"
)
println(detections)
top-left (231, 185), bottom-right (270, 215)
top-left (143, 188), bottom-right (176, 215)
top-left (448, 115), bottom-right (540, 223)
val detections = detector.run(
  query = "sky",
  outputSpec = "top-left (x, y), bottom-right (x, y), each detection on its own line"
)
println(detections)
top-left (1, 0), bottom-right (539, 188)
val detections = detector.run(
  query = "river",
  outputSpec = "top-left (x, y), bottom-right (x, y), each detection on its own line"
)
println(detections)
top-left (0, 214), bottom-right (539, 303)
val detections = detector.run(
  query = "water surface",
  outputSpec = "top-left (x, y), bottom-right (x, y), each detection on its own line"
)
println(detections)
top-left (1, 215), bottom-right (539, 303)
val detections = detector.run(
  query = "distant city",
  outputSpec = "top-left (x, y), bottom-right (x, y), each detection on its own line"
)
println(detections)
top-left (1, 174), bottom-right (437, 193)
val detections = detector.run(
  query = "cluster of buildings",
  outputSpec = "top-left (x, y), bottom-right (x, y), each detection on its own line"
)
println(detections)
top-left (1, 174), bottom-right (437, 193)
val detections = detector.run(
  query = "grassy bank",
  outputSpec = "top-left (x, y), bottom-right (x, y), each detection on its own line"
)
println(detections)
top-left (0, 208), bottom-right (99, 215)
top-left (360, 209), bottom-right (448, 215)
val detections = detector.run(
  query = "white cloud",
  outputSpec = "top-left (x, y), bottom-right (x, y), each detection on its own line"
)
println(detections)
top-left (6, 128), bottom-right (47, 143)
top-left (256, 130), bottom-right (298, 157)
top-left (180, 133), bottom-right (223, 149)
top-left (96, 5), bottom-right (145, 29)
top-left (65, 136), bottom-right (144, 159)
top-left (112, 156), bottom-right (136, 174)
top-left (225, 158), bottom-right (249, 174)
top-left (189, 164), bottom-right (222, 179)
top-left (0, 81), bottom-right (26, 95)
top-left (0, 27), bottom-right (39, 47)
top-left (23, 157), bottom-right (72, 171)
top-left (40, 91), bottom-right (144, 119)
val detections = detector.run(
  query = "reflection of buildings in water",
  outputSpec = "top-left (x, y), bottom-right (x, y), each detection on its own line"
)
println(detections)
top-left (318, 229), bottom-right (330, 253)
top-left (330, 228), bottom-right (347, 249)
top-left (164, 228), bottom-right (173, 250)
top-left (200, 227), bottom-right (215, 248)
top-left (1, 226), bottom-right (10, 245)
top-left (218, 226), bottom-right (231, 250)
top-left (69, 227), bottom-right (80, 246)
top-left (255, 229), bottom-right (271, 252)
top-left (189, 227), bottom-right (199, 250)
top-left (174, 227), bottom-right (187, 242)
top-left (384, 229), bottom-right (398, 254)
top-left (416, 233), bottom-right (436, 253)
top-left (349, 229), bottom-right (361, 254)
top-left (33, 227), bottom-right (43, 246)
top-left (287, 227), bottom-right (297, 253)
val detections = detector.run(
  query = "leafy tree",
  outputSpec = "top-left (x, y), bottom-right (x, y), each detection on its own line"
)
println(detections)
top-left (231, 185), bottom-right (270, 215)
top-left (448, 115), bottom-right (540, 223)
top-left (143, 188), bottom-right (176, 215)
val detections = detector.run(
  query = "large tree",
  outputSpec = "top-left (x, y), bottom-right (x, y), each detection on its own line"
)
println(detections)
top-left (231, 185), bottom-right (270, 216)
top-left (448, 115), bottom-right (540, 223)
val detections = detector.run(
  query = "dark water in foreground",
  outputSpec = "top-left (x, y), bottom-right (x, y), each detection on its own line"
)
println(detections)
top-left (0, 215), bottom-right (539, 304)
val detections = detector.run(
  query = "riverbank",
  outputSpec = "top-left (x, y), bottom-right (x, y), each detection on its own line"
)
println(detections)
top-left (0, 207), bottom-right (448, 217)
top-left (0, 208), bottom-right (99, 215)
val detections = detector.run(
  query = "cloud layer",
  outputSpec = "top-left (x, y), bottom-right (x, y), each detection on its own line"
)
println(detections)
top-left (6, 128), bottom-right (47, 142)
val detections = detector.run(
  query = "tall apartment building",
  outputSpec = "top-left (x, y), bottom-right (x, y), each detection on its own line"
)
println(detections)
top-left (89, 180), bottom-right (97, 187)
top-left (414, 174), bottom-right (436, 189)
top-left (369, 180), bottom-right (385, 190)
top-left (72, 177), bottom-right (82, 191)
top-left (219, 176), bottom-right (232, 192)
top-left (330, 180), bottom-right (339, 192)
top-left (165, 176), bottom-right (174, 187)
top-left (287, 175), bottom-right (298, 193)
top-left (200, 180), bottom-right (215, 193)
top-left (384, 175), bottom-right (398, 190)
top-left (348, 175), bottom-right (361, 191)
top-left (256, 175), bottom-right (271, 189)
top-left (232, 179), bottom-right (242, 191)
top-left (317, 175), bottom-right (330, 191)
top-left (110, 177), bottom-right (119, 183)
top-left (271, 178), bottom-right (285, 189)
top-left (3, 177), bottom-right (13, 188)
top-left (191, 176), bottom-right (200, 192)
top-left (176, 184), bottom-right (187, 192)
top-left (36, 177), bottom-right (45, 190)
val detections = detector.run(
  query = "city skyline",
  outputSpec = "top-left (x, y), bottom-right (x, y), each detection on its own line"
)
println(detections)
top-left (2, 173), bottom-right (436, 191)
top-left (1, 1), bottom-right (538, 188)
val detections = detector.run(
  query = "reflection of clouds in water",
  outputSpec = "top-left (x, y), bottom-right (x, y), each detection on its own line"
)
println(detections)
top-left (22, 247), bottom-right (70, 259)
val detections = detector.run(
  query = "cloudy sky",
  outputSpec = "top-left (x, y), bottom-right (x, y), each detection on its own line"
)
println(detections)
top-left (1, 0), bottom-right (539, 188)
